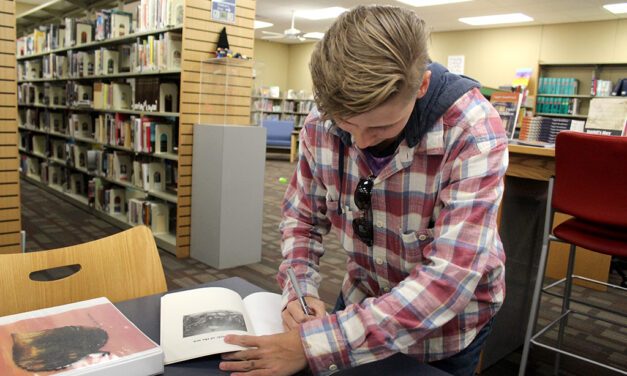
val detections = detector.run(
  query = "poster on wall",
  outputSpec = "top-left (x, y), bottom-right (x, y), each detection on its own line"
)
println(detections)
top-left (447, 55), bottom-right (465, 75)
top-left (211, 0), bottom-right (236, 23)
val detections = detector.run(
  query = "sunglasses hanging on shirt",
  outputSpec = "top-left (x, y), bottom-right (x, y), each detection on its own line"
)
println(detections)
top-left (352, 175), bottom-right (376, 246)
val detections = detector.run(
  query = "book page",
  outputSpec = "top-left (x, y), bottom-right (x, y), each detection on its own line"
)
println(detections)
top-left (160, 287), bottom-right (253, 365)
top-left (242, 292), bottom-right (284, 336)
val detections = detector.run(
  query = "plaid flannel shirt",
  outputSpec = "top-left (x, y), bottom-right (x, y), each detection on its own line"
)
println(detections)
top-left (278, 88), bottom-right (508, 375)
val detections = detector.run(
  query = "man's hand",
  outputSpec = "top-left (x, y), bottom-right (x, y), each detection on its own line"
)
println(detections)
top-left (219, 330), bottom-right (307, 376)
top-left (282, 296), bottom-right (326, 330)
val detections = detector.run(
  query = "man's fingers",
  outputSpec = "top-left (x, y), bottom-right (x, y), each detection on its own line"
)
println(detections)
top-left (220, 359), bottom-right (265, 372)
top-left (281, 308), bottom-right (301, 330)
top-left (224, 334), bottom-right (260, 348)
top-left (221, 348), bottom-right (261, 361)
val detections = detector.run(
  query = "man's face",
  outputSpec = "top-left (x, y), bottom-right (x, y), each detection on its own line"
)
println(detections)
top-left (336, 71), bottom-right (431, 150)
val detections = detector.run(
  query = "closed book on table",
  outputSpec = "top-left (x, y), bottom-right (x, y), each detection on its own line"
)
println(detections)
top-left (0, 297), bottom-right (163, 375)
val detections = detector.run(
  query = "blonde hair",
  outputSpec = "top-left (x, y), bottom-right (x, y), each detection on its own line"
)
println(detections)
top-left (310, 5), bottom-right (429, 121)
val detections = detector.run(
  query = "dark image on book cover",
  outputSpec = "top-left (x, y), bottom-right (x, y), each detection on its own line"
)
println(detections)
top-left (12, 326), bottom-right (109, 372)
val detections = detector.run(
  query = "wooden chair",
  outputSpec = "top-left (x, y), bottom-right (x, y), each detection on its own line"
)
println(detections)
top-left (0, 225), bottom-right (167, 317)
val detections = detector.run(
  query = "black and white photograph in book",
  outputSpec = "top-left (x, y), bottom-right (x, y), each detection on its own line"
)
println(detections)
top-left (182, 311), bottom-right (247, 338)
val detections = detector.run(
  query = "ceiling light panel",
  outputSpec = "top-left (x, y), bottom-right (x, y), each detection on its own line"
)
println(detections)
top-left (603, 2), bottom-right (627, 14)
top-left (303, 32), bottom-right (325, 39)
top-left (254, 20), bottom-right (274, 29)
top-left (459, 13), bottom-right (534, 26)
top-left (295, 7), bottom-right (348, 20)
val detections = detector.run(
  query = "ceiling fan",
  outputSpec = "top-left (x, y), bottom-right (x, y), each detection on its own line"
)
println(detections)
top-left (261, 11), bottom-right (318, 42)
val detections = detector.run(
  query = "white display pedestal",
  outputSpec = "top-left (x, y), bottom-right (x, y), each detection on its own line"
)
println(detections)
top-left (190, 124), bottom-right (267, 269)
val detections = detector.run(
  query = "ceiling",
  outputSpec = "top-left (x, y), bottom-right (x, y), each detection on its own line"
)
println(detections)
top-left (15, 0), bottom-right (627, 43)
top-left (255, 0), bottom-right (626, 43)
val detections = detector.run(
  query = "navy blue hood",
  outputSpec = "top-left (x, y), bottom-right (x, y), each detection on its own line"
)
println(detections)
top-left (336, 62), bottom-right (481, 148)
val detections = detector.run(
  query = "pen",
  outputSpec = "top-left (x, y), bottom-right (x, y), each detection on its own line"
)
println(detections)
top-left (287, 267), bottom-right (312, 316)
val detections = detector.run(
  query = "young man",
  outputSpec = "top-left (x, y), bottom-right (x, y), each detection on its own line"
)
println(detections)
top-left (220, 5), bottom-right (507, 376)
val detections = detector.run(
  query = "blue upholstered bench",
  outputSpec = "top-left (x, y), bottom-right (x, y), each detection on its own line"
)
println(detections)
top-left (262, 120), bottom-right (294, 149)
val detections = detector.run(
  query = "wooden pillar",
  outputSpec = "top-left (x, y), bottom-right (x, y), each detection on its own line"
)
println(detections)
top-left (176, 0), bottom-right (257, 257)
top-left (0, 0), bottom-right (21, 254)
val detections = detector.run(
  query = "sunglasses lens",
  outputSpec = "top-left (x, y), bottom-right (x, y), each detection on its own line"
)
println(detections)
top-left (352, 217), bottom-right (373, 246)
top-left (354, 178), bottom-right (374, 210)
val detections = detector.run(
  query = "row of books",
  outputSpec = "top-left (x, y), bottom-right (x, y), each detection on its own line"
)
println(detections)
top-left (518, 116), bottom-right (583, 144)
top-left (18, 80), bottom-right (179, 114)
top-left (16, 2), bottom-right (182, 58)
top-left (536, 96), bottom-right (581, 115)
top-left (18, 32), bottom-right (181, 79)
top-left (282, 100), bottom-right (314, 113)
top-left (537, 77), bottom-right (579, 95)
top-left (20, 131), bottom-right (178, 194)
top-left (137, 0), bottom-right (184, 32)
top-left (19, 109), bottom-right (177, 155)
top-left (590, 79), bottom-right (615, 97)
top-left (95, 113), bottom-right (176, 154)
top-left (253, 98), bottom-right (282, 112)
top-left (20, 154), bottom-right (173, 238)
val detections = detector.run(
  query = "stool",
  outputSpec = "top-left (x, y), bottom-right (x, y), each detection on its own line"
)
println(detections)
top-left (518, 131), bottom-right (627, 376)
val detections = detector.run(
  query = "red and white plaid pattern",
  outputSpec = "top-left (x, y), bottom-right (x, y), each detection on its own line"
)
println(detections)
top-left (278, 88), bottom-right (508, 375)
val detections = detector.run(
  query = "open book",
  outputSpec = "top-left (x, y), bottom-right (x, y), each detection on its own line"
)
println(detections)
top-left (0, 297), bottom-right (163, 376)
top-left (160, 287), bottom-right (284, 365)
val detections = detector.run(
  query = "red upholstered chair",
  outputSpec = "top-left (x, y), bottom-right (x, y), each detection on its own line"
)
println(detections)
top-left (518, 131), bottom-right (627, 376)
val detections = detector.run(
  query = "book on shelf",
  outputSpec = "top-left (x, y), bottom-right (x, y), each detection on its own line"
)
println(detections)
top-left (128, 198), bottom-right (169, 234)
top-left (490, 90), bottom-right (523, 139)
top-left (154, 124), bottom-right (174, 154)
top-left (148, 161), bottom-right (166, 191)
top-left (585, 97), bottom-right (627, 136)
top-left (519, 116), bottom-right (574, 144)
top-left (159, 82), bottom-right (178, 113)
top-left (160, 287), bottom-right (283, 365)
top-left (111, 10), bottom-right (134, 38)
top-left (611, 78), bottom-right (627, 96)
top-left (0, 297), bottom-right (163, 375)
top-left (75, 20), bottom-right (93, 46)
top-left (136, 0), bottom-right (183, 31)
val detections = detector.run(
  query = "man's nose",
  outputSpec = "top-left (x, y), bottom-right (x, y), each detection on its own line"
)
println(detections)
top-left (353, 131), bottom-right (373, 149)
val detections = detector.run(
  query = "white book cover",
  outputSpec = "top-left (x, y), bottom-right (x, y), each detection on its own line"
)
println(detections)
top-left (112, 83), bottom-right (132, 110)
top-left (160, 288), bottom-right (283, 365)
top-left (158, 83), bottom-right (178, 113)
top-left (148, 162), bottom-right (165, 192)
top-left (155, 123), bottom-right (173, 154)
top-left (149, 202), bottom-right (168, 234)
top-left (0, 297), bottom-right (163, 375)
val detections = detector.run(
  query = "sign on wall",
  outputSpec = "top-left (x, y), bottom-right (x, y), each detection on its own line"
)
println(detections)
top-left (447, 55), bottom-right (465, 75)
top-left (211, 0), bottom-right (236, 23)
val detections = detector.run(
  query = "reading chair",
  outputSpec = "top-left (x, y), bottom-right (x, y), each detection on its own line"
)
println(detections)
top-left (518, 131), bottom-right (627, 375)
top-left (0, 225), bottom-right (167, 317)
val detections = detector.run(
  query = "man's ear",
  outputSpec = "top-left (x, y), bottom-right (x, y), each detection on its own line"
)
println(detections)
top-left (416, 70), bottom-right (432, 99)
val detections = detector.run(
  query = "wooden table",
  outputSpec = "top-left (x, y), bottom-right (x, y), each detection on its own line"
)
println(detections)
top-left (290, 129), bottom-right (300, 163)
top-left (115, 277), bottom-right (451, 376)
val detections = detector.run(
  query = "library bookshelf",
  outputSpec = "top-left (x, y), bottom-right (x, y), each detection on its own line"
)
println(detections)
top-left (15, 0), bottom-right (257, 258)
top-left (0, 0), bottom-right (21, 254)
top-left (251, 96), bottom-right (315, 128)
top-left (534, 62), bottom-right (627, 119)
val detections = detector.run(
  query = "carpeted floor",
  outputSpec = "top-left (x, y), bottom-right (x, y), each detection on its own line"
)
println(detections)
top-left (19, 152), bottom-right (626, 375)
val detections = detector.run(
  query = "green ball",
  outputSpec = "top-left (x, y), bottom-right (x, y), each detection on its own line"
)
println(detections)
top-left (279, 177), bottom-right (287, 184)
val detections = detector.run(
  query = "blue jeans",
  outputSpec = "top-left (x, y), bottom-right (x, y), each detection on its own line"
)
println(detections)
top-left (333, 293), bottom-right (494, 376)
